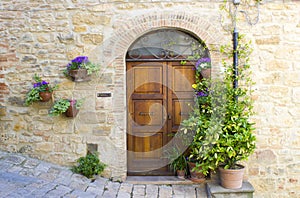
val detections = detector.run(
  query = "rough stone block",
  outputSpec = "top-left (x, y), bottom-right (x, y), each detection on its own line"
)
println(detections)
top-left (206, 181), bottom-right (254, 198)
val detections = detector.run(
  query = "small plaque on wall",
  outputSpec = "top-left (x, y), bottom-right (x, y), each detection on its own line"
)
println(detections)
top-left (97, 93), bottom-right (112, 97)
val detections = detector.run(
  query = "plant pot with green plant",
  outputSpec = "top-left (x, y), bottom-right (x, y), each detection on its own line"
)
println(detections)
top-left (25, 74), bottom-right (58, 106)
top-left (190, 35), bottom-right (256, 189)
top-left (64, 56), bottom-right (100, 82)
top-left (164, 145), bottom-right (188, 179)
top-left (180, 78), bottom-right (212, 183)
top-left (49, 98), bottom-right (83, 117)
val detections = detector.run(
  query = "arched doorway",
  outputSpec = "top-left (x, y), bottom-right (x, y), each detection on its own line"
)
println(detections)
top-left (126, 28), bottom-right (210, 176)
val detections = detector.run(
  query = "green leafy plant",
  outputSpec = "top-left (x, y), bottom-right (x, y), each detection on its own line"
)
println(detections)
top-left (25, 74), bottom-right (58, 106)
top-left (180, 34), bottom-right (256, 176)
top-left (64, 56), bottom-right (100, 76)
top-left (71, 152), bottom-right (107, 179)
top-left (49, 98), bottom-right (83, 116)
top-left (165, 146), bottom-right (188, 173)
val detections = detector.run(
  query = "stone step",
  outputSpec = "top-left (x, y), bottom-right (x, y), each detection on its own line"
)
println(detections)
top-left (206, 181), bottom-right (254, 198)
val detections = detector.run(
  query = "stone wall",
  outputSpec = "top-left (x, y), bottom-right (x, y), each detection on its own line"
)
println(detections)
top-left (0, 0), bottom-right (299, 197)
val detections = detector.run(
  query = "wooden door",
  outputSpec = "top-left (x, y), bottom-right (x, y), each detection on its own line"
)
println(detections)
top-left (127, 61), bottom-right (195, 175)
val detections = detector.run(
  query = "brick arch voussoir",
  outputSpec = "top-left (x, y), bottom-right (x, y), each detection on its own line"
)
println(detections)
top-left (111, 13), bottom-right (223, 61)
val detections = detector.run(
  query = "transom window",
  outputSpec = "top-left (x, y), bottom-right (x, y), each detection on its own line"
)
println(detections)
top-left (126, 29), bottom-right (209, 61)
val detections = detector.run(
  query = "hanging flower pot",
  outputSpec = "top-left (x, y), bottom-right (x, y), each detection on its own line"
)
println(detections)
top-left (65, 104), bottom-right (79, 117)
top-left (39, 91), bottom-right (52, 102)
top-left (25, 74), bottom-right (58, 106)
top-left (63, 56), bottom-right (100, 82)
top-left (200, 68), bottom-right (211, 78)
top-left (219, 165), bottom-right (245, 189)
top-left (68, 69), bottom-right (88, 82)
top-left (49, 98), bottom-right (83, 117)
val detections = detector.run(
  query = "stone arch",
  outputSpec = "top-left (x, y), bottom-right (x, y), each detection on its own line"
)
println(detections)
top-left (95, 12), bottom-right (225, 180)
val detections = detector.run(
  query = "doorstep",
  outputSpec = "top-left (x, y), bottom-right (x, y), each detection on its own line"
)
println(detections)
top-left (126, 176), bottom-right (205, 185)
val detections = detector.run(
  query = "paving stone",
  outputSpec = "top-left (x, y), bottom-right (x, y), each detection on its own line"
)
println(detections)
top-left (46, 184), bottom-right (73, 197)
top-left (117, 183), bottom-right (133, 198)
top-left (3, 155), bottom-right (26, 165)
top-left (19, 168), bottom-right (36, 177)
top-left (0, 180), bottom-right (19, 197)
top-left (54, 169), bottom-right (74, 186)
top-left (145, 184), bottom-right (158, 198)
top-left (86, 186), bottom-right (104, 196)
top-left (0, 151), bottom-right (8, 158)
top-left (89, 176), bottom-right (108, 188)
top-left (173, 185), bottom-right (196, 198)
top-left (29, 182), bottom-right (58, 197)
top-left (119, 182), bottom-right (133, 192)
top-left (65, 189), bottom-right (97, 198)
top-left (38, 172), bottom-right (58, 182)
top-left (23, 158), bottom-right (40, 169)
top-left (6, 187), bottom-right (34, 198)
top-left (34, 162), bottom-right (52, 176)
top-left (0, 171), bottom-right (41, 185)
top-left (158, 185), bottom-right (173, 198)
top-left (0, 161), bottom-right (13, 171)
top-left (102, 180), bottom-right (121, 198)
top-left (117, 191), bottom-right (132, 198)
top-left (7, 165), bottom-right (23, 173)
top-left (69, 174), bottom-right (91, 191)
top-left (133, 184), bottom-right (146, 197)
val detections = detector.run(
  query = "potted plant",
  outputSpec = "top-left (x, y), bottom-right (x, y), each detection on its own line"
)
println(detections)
top-left (165, 146), bottom-right (188, 179)
top-left (49, 98), bottom-right (83, 117)
top-left (64, 56), bottom-right (100, 82)
top-left (180, 34), bottom-right (256, 188)
top-left (195, 57), bottom-right (211, 78)
top-left (25, 74), bottom-right (58, 106)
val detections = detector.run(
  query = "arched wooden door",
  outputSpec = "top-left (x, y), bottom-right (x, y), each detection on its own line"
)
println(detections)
top-left (126, 61), bottom-right (195, 175)
top-left (126, 29), bottom-right (210, 175)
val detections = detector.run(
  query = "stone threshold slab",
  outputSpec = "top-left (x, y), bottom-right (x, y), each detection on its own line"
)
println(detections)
top-left (126, 176), bottom-right (204, 185)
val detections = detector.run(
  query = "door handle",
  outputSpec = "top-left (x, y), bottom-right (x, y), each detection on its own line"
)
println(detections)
top-left (139, 112), bottom-right (154, 116)
top-left (168, 114), bottom-right (172, 120)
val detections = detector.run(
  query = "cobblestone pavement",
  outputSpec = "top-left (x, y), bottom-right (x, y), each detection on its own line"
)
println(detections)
top-left (0, 150), bottom-right (207, 198)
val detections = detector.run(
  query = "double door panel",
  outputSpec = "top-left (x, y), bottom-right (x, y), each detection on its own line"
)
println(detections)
top-left (127, 61), bottom-right (195, 175)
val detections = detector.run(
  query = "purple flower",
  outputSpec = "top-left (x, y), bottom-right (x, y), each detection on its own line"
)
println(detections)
top-left (195, 57), bottom-right (211, 69)
top-left (42, 81), bottom-right (49, 85)
top-left (196, 91), bottom-right (208, 97)
top-left (71, 56), bottom-right (89, 64)
top-left (70, 99), bottom-right (76, 105)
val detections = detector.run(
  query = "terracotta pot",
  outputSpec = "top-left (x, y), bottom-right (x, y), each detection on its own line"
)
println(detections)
top-left (65, 104), bottom-right (79, 117)
top-left (68, 69), bottom-right (88, 82)
top-left (188, 162), bottom-right (205, 182)
top-left (200, 68), bottom-right (211, 78)
top-left (176, 170), bottom-right (185, 179)
top-left (39, 92), bottom-right (52, 102)
top-left (219, 164), bottom-right (245, 189)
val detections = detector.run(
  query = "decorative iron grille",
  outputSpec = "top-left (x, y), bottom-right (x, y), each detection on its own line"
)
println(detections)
top-left (126, 29), bottom-right (209, 61)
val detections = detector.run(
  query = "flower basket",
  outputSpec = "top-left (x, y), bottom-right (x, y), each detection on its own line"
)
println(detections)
top-left (68, 68), bottom-right (89, 82)
top-left (200, 68), bottom-right (211, 78)
top-left (49, 98), bottom-right (83, 117)
top-left (64, 56), bottom-right (100, 82)
top-left (25, 74), bottom-right (58, 106)
top-left (39, 92), bottom-right (52, 102)
top-left (65, 104), bottom-right (79, 117)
